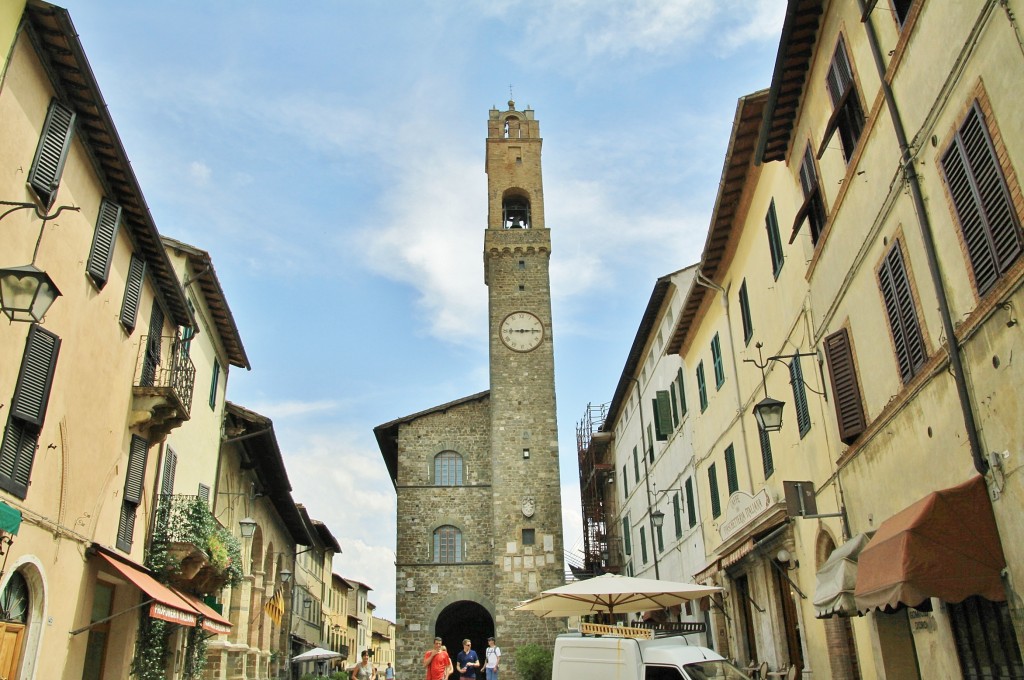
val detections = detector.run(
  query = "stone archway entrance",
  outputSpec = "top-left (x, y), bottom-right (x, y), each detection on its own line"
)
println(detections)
top-left (435, 600), bottom-right (493, 667)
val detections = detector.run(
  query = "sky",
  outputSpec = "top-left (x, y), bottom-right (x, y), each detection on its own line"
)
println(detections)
top-left (58, 0), bottom-right (787, 621)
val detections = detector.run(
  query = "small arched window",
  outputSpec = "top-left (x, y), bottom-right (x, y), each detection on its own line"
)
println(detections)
top-left (503, 195), bottom-right (531, 229)
top-left (433, 525), bottom-right (463, 563)
top-left (0, 571), bottom-right (29, 623)
top-left (434, 451), bottom-right (463, 486)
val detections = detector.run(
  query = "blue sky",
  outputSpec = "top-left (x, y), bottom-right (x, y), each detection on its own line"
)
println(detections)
top-left (60, 0), bottom-right (786, 620)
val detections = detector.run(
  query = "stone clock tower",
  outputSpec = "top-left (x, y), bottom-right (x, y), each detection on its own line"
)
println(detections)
top-left (375, 101), bottom-right (564, 680)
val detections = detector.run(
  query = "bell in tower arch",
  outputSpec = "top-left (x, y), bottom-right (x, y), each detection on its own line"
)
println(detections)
top-left (503, 195), bottom-right (531, 229)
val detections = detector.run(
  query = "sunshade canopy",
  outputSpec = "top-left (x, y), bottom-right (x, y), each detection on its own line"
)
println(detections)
top-left (292, 647), bottom-right (343, 662)
top-left (97, 552), bottom-right (200, 627)
top-left (813, 533), bottom-right (871, 618)
top-left (514, 573), bottom-right (721, 617)
top-left (178, 591), bottom-right (233, 635)
top-left (854, 475), bottom-right (1006, 613)
top-left (0, 501), bottom-right (21, 535)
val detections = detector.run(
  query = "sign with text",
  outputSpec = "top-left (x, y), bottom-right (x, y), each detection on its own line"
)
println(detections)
top-left (719, 489), bottom-right (771, 541)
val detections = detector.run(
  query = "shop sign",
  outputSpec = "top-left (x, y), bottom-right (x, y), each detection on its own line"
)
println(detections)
top-left (719, 489), bottom-right (771, 541)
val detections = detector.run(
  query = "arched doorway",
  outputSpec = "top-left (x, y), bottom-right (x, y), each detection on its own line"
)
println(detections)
top-left (0, 570), bottom-right (30, 680)
top-left (435, 600), bottom-right (493, 668)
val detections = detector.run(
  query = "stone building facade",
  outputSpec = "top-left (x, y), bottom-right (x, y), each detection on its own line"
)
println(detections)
top-left (375, 102), bottom-right (564, 680)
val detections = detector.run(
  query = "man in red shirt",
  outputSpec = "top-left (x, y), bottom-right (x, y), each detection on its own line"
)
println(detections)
top-left (423, 637), bottom-right (453, 680)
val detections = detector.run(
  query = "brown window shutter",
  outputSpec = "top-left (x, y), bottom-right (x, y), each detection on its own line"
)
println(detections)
top-left (123, 435), bottom-right (149, 504)
top-left (10, 324), bottom-right (61, 427)
top-left (824, 328), bottom-right (867, 444)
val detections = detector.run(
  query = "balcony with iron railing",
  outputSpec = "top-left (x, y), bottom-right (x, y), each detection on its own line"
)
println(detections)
top-left (148, 494), bottom-right (242, 595)
top-left (130, 334), bottom-right (196, 440)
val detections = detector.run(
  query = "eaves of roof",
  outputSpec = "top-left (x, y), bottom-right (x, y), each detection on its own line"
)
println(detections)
top-left (755, 0), bottom-right (825, 164)
top-left (224, 402), bottom-right (311, 545)
top-left (602, 265), bottom-right (697, 431)
top-left (312, 520), bottom-right (342, 554)
top-left (161, 236), bottom-right (251, 370)
top-left (24, 2), bottom-right (192, 327)
top-left (667, 91), bottom-right (769, 357)
top-left (373, 390), bottom-right (490, 486)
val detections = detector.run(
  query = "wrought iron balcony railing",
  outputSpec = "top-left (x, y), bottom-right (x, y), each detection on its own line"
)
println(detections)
top-left (135, 334), bottom-right (196, 415)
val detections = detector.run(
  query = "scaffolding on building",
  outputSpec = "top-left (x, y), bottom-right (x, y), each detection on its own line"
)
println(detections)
top-left (576, 402), bottom-right (615, 577)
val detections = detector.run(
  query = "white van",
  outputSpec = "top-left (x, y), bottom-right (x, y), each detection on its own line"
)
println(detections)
top-left (552, 624), bottom-right (748, 680)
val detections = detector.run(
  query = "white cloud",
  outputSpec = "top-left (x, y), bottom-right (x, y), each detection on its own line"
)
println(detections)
top-left (245, 399), bottom-right (342, 419)
top-left (188, 160), bottom-right (212, 185)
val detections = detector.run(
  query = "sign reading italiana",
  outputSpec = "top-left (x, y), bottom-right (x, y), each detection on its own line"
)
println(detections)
top-left (718, 489), bottom-right (771, 541)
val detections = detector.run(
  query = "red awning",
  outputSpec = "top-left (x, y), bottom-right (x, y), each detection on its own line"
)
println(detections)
top-left (177, 591), bottom-right (233, 635)
top-left (854, 476), bottom-right (1006, 613)
top-left (96, 552), bottom-right (199, 627)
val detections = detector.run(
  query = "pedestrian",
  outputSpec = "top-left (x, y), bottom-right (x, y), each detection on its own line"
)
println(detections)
top-left (456, 639), bottom-right (480, 680)
top-left (384, 662), bottom-right (395, 680)
top-left (423, 637), bottom-right (453, 680)
top-left (351, 650), bottom-right (377, 680)
top-left (484, 637), bottom-right (500, 680)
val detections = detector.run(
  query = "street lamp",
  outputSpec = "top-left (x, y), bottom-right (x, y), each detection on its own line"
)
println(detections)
top-left (279, 568), bottom-right (292, 584)
top-left (239, 517), bottom-right (257, 539)
top-left (743, 342), bottom-right (817, 434)
top-left (650, 509), bottom-right (665, 529)
top-left (0, 264), bottom-right (61, 322)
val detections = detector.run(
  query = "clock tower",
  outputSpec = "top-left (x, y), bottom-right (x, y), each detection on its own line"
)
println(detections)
top-left (485, 100), bottom-right (565, 645)
top-left (375, 100), bottom-right (564, 679)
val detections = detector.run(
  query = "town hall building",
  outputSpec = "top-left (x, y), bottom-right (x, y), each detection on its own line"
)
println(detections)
top-left (374, 101), bottom-right (565, 679)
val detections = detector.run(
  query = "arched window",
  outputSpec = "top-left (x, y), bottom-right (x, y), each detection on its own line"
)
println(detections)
top-left (434, 451), bottom-right (463, 486)
top-left (503, 195), bottom-right (531, 229)
top-left (433, 525), bottom-right (462, 563)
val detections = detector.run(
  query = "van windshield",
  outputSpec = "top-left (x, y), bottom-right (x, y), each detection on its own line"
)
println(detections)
top-left (680, 660), bottom-right (750, 680)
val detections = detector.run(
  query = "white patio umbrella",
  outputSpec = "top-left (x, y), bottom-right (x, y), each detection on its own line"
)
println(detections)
top-left (514, 573), bottom-right (721, 617)
top-left (291, 647), bottom-right (342, 663)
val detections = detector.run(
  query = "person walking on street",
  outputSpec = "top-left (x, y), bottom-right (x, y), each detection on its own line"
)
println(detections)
top-left (484, 637), bottom-right (500, 680)
top-left (384, 662), bottom-right (394, 680)
top-left (456, 639), bottom-right (480, 680)
top-left (351, 650), bottom-right (377, 680)
top-left (423, 637), bottom-right (453, 680)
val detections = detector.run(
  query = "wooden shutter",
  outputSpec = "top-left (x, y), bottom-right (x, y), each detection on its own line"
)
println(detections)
top-left (724, 445), bottom-right (738, 494)
top-left (708, 464), bottom-right (721, 518)
top-left (669, 383), bottom-right (679, 426)
top-left (86, 200), bottom-right (122, 287)
top-left (120, 254), bottom-right (146, 332)
top-left (685, 477), bottom-right (696, 528)
top-left (824, 328), bottom-right (867, 444)
top-left (622, 516), bottom-right (631, 555)
top-left (123, 435), bottom-right (149, 504)
top-left (672, 493), bottom-right (682, 538)
top-left (941, 103), bottom-right (1023, 295)
top-left (140, 301), bottom-right (164, 387)
top-left (878, 243), bottom-right (927, 383)
top-left (712, 334), bottom-right (725, 387)
top-left (789, 358), bottom-right (811, 437)
top-left (677, 368), bottom-right (688, 416)
top-left (27, 100), bottom-right (76, 207)
top-left (640, 527), bottom-right (648, 564)
top-left (739, 281), bottom-right (753, 344)
top-left (116, 502), bottom-right (136, 552)
top-left (697, 362), bottom-right (707, 411)
top-left (654, 391), bottom-right (672, 440)
top-left (688, 475), bottom-right (696, 528)
top-left (209, 360), bottom-right (220, 409)
top-left (161, 448), bottom-right (177, 496)
top-left (766, 200), bottom-right (785, 276)
top-left (759, 425), bottom-right (774, 479)
top-left (10, 325), bottom-right (61, 427)
top-left (0, 417), bottom-right (39, 499)
top-left (197, 483), bottom-right (211, 503)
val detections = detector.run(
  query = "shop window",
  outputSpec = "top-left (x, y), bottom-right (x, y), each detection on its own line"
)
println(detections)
top-left (949, 595), bottom-right (1024, 678)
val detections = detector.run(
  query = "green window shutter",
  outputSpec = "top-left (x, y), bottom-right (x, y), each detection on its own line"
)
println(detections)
top-left (824, 328), bottom-right (867, 444)
top-left (633, 447), bottom-right (640, 485)
top-left (697, 362), bottom-right (708, 412)
top-left (116, 502), bottom-right (137, 552)
top-left (790, 358), bottom-right (812, 437)
top-left (123, 435), bottom-right (149, 504)
top-left (86, 199), bottom-right (122, 287)
top-left (27, 99), bottom-right (76, 208)
top-left (677, 368), bottom-right (687, 416)
top-left (640, 526), bottom-right (648, 564)
top-left (739, 280), bottom-right (753, 345)
top-left (759, 425), bottom-right (774, 479)
top-left (654, 391), bottom-right (672, 440)
top-left (622, 516), bottom-right (631, 556)
top-left (646, 424), bottom-right (654, 462)
top-left (672, 493), bottom-right (682, 538)
top-left (725, 445), bottom-right (738, 495)
top-left (766, 199), bottom-right (785, 278)
top-left (711, 334), bottom-right (725, 389)
top-left (120, 254), bottom-right (146, 333)
top-left (708, 464), bottom-right (721, 519)
top-left (940, 102), bottom-right (1022, 295)
top-left (622, 464), bottom-right (628, 496)
top-left (10, 325), bottom-right (61, 427)
top-left (209, 360), bottom-right (221, 409)
top-left (669, 383), bottom-right (679, 426)
top-left (656, 523), bottom-right (664, 553)
top-left (0, 416), bottom-right (40, 499)
top-left (685, 478), bottom-right (696, 528)
top-left (161, 448), bottom-right (177, 496)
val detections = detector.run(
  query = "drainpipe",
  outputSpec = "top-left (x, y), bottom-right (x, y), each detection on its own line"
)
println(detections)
top-left (856, 0), bottom-right (987, 475)
top-left (694, 269), bottom-right (756, 492)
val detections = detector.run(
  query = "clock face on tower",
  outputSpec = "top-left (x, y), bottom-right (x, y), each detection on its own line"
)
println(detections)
top-left (500, 311), bottom-right (544, 352)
